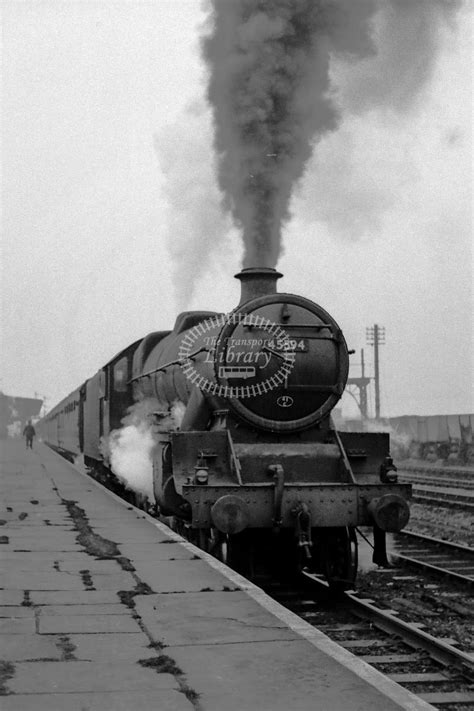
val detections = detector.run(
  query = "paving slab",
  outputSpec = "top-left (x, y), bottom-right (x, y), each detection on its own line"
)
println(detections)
top-left (30, 590), bottom-right (120, 605)
top-left (7, 513), bottom-right (71, 521)
top-left (0, 606), bottom-right (36, 618)
top-left (39, 613), bottom-right (139, 634)
top-left (4, 573), bottom-right (84, 590)
top-left (2, 561), bottom-right (68, 574)
top-left (93, 533), bottom-right (174, 545)
top-left (1, 506), bottom-right (67, 513)
top-left (119, 542), bottom-right (196, 560)
top-left (130, 558), bottom-right (239, 593)
top-left (168, 640), bottom-right (408, 711)
top-left (37, 603), bottom-right (129, 616)
top-left (86, 572), bottom-right (136, 590)
top-left (9, 661), bottom-right (178, 693)
top-left (0, 551), bottom-right (92, 561)
top-left (1, 633), bottom-right (63, 661)
top-left (89, 518), bottom-right (167, 538)
top-left (0, 512), bottom-right (26, 521)
top-left (5, 540), bottom-right (76, 550)
top-left (3, 527), bottom-right (75, 536)
top-left (3, 519), bottom-right (73, 526)
top-left (0, 617), bottom-right (36, 634)
top-left (136, 591), bottom-right (300, 646)
top-left (0, 590), bottom-right (25, 605)
top-left (8, 543), bottom-right (82, 553)
top-left (6, 530), bottom-right (77, 539)
top-left (57, 559), bottom-right (124, 573)
top-left (5, 541), bottom-right (78, 551)
top-left (1, 518), bottom-right (70, 525)
top-left (75, 510), bottom-right (144, 520)
top-left (0, 690), bottom-right (193, 711)
top-left (70, 632), bottom-right (152, 661)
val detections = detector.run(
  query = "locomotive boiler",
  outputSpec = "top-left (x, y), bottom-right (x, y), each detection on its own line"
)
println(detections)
top-left (38, 267), bottom-right (411, 589)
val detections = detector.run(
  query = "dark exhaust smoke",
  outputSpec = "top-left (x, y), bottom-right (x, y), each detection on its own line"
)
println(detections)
top-left (202, 0), bottom-right (377, 268)
top-left (201, 0), bottom-right (463, 267)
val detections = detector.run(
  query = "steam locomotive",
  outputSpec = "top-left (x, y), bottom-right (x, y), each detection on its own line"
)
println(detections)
top-left (38, 268), bottom-right (411, 589)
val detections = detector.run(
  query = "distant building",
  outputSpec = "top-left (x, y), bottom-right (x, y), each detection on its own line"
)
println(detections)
top-left (0, 393), bottom-right (43, 438)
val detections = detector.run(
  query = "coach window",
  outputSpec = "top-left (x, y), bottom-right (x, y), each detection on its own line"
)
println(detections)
top-left (113, 358), bottom-right (128, 392)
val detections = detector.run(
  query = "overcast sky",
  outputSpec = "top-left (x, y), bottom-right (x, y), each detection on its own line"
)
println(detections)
top-left (1, 0), bottom-right (472, 418)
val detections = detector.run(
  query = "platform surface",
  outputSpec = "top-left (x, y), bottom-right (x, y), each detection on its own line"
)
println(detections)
top-left (0, 439), bottom-right (434, 710)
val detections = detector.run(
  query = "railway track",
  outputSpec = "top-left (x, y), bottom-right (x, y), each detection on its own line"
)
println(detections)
top-left (399, 472), bottom-right (474, 491)
top-left (409, 485), bottom-right (474, 512)
top-left (396, 465), bottom-right (474, 511)
top-left (260, 571), bottom-right (474, 709)
top-left (391, 531), bottom-right (474, 586)
top-left (399, 464), bottom-right (474, 478)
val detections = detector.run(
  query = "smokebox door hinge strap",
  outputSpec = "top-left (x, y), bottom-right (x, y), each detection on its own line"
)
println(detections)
top-left (268, 464), bottom-right (284, 530)
top-left (227, 431), bottom-right (243, 485)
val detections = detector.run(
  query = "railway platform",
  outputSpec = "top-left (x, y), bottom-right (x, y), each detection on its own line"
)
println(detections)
top-left (0, 440), bottom-right (434, 711)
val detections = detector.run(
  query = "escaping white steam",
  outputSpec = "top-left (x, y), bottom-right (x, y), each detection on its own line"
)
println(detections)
top-left (106, 398), bottom-right (186, 503)
top-left (169, 400), bottom-right (187, 430)
top-left (109, 422), bottom-right (156, 503)
top-left (343, 418), bottom-right (412, 460)
top-left (365, 419), bottom-right (412, 460)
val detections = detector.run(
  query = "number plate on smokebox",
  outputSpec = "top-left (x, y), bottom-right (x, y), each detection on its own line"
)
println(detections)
top-left (267, 338), bottom-right (309, 353)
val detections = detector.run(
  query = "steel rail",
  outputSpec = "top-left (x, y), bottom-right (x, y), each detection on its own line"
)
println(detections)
top-left (399, 473), bottom-right (474, 490)
top-left (408, 480), bottom-right (474, 510)
top-left (398, 464), bottom-right (474, 477)
top-left (411, 492), bottom-right (474, 511)
top-left (344, 589), bottom-right (474, 678)
top-left (390, 551), bottom-right (474, 587)
top-left (412, 485), bottom-right (474, 502)
top-left (301, 571), bottom-right (474, 679)
top-left (398, 530), bottom-right (474, 555)
top-left (390, 530), bottom-right (474, 587)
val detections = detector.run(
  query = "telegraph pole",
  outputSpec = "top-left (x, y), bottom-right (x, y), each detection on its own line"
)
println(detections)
top-left (360, 349), bottom-right (368, 419)
top-left (366, 324), bottom-right (385, 419)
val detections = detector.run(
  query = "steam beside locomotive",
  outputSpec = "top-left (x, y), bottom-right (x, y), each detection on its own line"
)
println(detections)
top-left (38, 268), bottom-right (411, 589)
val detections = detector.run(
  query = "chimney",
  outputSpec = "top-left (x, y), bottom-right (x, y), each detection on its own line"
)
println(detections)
top-left (235, 267), bottom-right (283, 305)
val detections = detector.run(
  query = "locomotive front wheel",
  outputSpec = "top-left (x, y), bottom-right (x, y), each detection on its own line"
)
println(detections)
top-left (198, 528), bottom-right (258, 577)
top-left (315, 527), bottom-right (358, 591)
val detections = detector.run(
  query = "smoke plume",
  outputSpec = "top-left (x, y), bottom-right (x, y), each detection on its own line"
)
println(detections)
top-left (202, 0), bottom-right (463, 263)
top-left (365, 419), bottom-right (412, 460)
top-left (202, 0), bottom-right (377, 267)
top-left (298, 0), bottom-right (464, 241)
top-left (333, 0), bottom-right (463, 114)
top-left (154, 103), bottom-right (232, 309)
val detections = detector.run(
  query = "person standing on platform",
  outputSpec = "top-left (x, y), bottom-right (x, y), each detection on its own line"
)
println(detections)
top-left (23, 420), bottom-right (36, 449)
